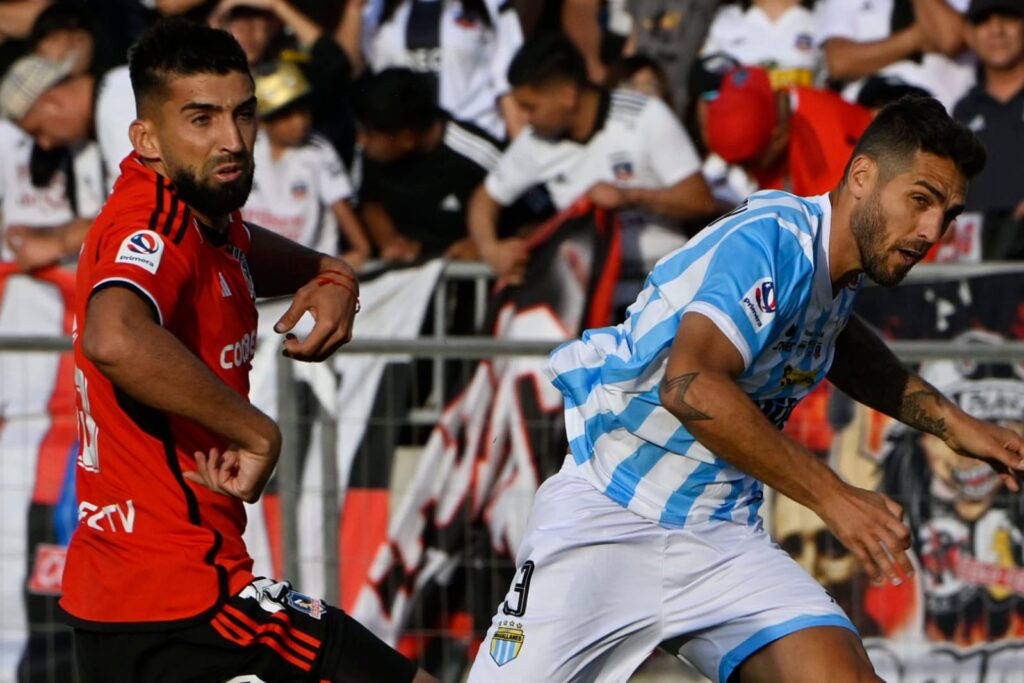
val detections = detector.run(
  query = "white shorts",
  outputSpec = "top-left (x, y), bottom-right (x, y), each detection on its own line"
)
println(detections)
top-left (468, 458), bottom-right (856, 683)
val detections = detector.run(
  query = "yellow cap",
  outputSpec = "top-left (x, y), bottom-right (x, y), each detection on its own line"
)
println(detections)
top-left (255, 62), bottom-right (311, 118)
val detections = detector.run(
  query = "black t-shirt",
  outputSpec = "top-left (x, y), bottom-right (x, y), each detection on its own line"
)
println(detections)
top-left (953, 83), bottom-right (1024, 214)
top-left (359, 118), bottom-right (501, 254)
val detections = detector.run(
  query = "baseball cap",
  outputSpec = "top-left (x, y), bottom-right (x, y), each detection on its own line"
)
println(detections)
top-left (254, 61), bottom-right (311, 119)
top-left (967, 0), bottom-right (1024, 22)
top-left (0, 54), bottom-right (74, 121)
top-left (706, 66), bottom-right (778, 165)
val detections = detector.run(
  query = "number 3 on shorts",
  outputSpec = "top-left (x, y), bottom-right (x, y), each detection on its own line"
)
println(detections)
top-left (502, 561), bottom-right (535, 617)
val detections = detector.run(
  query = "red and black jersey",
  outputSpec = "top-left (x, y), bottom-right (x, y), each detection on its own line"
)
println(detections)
top-left (62, 154), bottom-right (260, 628)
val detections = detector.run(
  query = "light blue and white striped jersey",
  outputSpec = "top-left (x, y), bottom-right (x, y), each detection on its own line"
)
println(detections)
top-left (546, 191), bottom-right (862, 529)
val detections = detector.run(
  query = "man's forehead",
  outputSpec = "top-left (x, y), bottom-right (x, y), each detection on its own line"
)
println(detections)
top-left (901, 151), bottom-right (968, 203)
top-left (163, 71), bottom-right (254, 109)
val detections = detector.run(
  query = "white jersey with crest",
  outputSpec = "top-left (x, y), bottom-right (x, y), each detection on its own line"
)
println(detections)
top-left (546, 190), bottom-right (862, 528)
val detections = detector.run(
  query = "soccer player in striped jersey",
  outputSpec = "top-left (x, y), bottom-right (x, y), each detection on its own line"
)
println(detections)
top-left (63, 19), bottom-right (437, 683)
top-left (470, 97), bottom-right (1024, 682)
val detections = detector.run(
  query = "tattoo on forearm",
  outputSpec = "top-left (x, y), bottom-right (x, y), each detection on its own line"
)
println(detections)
top-left (661, 373), bottom-right (711, 421)
top-left (900, 389), bottom-right (948, 438)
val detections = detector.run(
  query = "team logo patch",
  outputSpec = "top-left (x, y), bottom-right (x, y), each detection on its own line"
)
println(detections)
top-left (741, 277), bottom-right (777, 330)
top-left (613, 160), bottom-right (634, 181)
top-left (489, 621), bottom-right (524, 666)
top-left (290, 181), bottom-right (309, 199)
top-left (115, 230), bottom-right (164, 274)
top-left (795, 33), bottom-right (814, 51)
top-left (285, 590), bottom-right (324, 620)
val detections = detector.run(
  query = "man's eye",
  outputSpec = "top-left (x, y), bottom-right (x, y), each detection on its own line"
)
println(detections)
top-left (913, 195), bottom-right (929, 207)
top-left (192, 115), bottom-right (210, 126)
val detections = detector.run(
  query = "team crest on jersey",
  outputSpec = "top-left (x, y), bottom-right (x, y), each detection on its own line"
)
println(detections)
top-left (284, 590), bottom-right (324, 620)
top-left (115, 230), bottom-right (164, 274)
top-left (741, 277), bottom-right (777, 330)
top-left (290, 181), bottom-right (309, 199)
top-left (611, 153), bottom-right (635, 181)
top-left (489, 620), bottom-right (524, 666)
top-left (228, 244), bottom-right (257, 299)
top-left (795, 33), bottom-right (814, 51)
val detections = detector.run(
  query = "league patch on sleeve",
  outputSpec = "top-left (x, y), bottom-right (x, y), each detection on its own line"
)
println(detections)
top-left (115, 230), bottom-right (164, 274)
top-left (740, 277), bottom-right (777, 331)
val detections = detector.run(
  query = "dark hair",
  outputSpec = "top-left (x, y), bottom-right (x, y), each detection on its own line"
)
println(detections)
top-left (128, 18), bottom-right (251, 116)
top-left (352, 68), bottom-right (441, 132)
top-left (507, 32), bottom-right (588, 89)
top-left (29, 2), bottom-right (112, 76)
top-left (845, 95), bottom-right (987, 181)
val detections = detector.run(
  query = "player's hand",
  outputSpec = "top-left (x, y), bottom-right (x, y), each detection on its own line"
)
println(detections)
top-left (588, 181), bottom-right (629, 210)
top-left (185, 437), bottom-right (280, 504)
top-left (274, 261), bottom-right (359, 362)
top-left (816, 484), bottom-right (913, 587)
top-left (479, 237), bottom-right (529, 285)
top-left (942, 414), bottom-right (1024, 492)
top-left (442, 237), bottom-right (479, 261)
top-left (5, 225), bottom-right (65, 272)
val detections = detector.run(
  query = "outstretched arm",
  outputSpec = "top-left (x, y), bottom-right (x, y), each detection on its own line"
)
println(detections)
top-left (246, 222), bottom-right (359, 362)
top-left (660, 312), bottom-right (913, 585)
top-left (828, 315), bottom-right (1024, 489)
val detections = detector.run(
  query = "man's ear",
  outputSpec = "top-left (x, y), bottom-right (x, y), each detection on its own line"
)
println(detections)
top-left (129, 118), bottom-right (161, 160)
top-left (846, 154), bottom-right (878, 201)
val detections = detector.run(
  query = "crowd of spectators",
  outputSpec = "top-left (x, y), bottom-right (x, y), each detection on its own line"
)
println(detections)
top-left (0, 0), bottom-right (1022, 285)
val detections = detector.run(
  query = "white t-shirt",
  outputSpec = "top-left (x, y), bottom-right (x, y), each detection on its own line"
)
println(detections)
top-left (701, 3), bottom-right (821, 87)
top-left (94, 65), bottom-right (136, 190)
top-left (817, 0), bottom-right (976, 110)
top-left (365, 0), bottom-right (523, 139)
top-left (485, 90), bottom-right (701, 216)
top-left (242, 132), bottom-right (354, 253)
top-left (0, 120), bottom-right (104, 260)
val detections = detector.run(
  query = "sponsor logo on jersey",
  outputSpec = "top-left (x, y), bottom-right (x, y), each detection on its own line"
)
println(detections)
top-left (284, 589), bottom-right (324, 620)
top-left (115, 230), bottom-right (164, 274)
top-left (490, 620), bottom-right (524, 666)
top-left (220, 329), bottom-right (257, 369)
top-left (741, 277), bottom-right (777, 330)
top-left (78, 499), bottom-right (136, 533)
top-left (780, 364), bottom-right (817, 388)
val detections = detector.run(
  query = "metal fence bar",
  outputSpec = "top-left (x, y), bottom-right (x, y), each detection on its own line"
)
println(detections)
top-left (318, 399), bottom-right (340, 606)
top-left (275, 354), bottom-right (301, 585)
top-left (5, 335), bottom-right (1024, 361)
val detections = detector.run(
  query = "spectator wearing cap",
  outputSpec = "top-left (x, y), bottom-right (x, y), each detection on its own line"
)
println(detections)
top-left (469, 34), bottom-right (713, 287)
top-left (211, 0), bottom-right (363, 162)
top-left (354, 68), bottom-right (512, 262)
top-left (700, 0), bottom-right (821, 89)
top-left (362, 0), bottom-right (525, 140)
top-left (0, 54), bottom-right (105, 270)
top-left (243, 62), bottom-right (370, 268)
top-left (953, 0), bottom-right (1024, 258)
top-left (703, 65), bottom-right (873, 196)
top-left (818, 0), bottom-right (975, 110)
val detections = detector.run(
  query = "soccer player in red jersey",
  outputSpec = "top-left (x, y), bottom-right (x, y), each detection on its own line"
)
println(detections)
top-left (63, 19), bottom-right (438, 683)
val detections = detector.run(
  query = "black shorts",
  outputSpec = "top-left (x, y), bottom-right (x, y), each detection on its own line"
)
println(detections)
top-left (73, 579), bottom-right (418, 683)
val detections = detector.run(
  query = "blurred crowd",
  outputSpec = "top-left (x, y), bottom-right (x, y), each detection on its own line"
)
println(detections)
top-left (0, 0), bottom-right (1022, 290)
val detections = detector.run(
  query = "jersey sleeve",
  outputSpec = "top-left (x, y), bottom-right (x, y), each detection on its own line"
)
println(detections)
top-left (89, 222), bottom-right (194, 326)
top-left (681, 222), bottom-right (809, 370)
top-left (312, 137), bottom-right (354, 206)
top-left (484, 132), bottom-right (541, 206)
top-left (639, 97), bottom-right (702, 186)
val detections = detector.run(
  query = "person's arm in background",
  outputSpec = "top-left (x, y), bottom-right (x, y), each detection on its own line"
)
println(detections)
top-left (331, 198), bottom-right (371, 269)
top-left (0, 0), bottom-right (50, 41)
top-left (334, 0), bottom-right (366, 77)
top-left (83, 286), bottom-right (281, 502)
top-left (828, 315), bottom-right (1024, 489)
top-left (467, 184), bottom-right (528, 282)
top-left (660, 312), bottom-right (915, 585)
top-left (489, 0), bottom-right (525, 137)
top-left (562, 0), bottom-right (607, 84)
top-left (360, 200), bottom-right (421, 262)
top-left (910, 0), bottom-right (966, 56)
top-left (590, 173), bottom-right (714, 219)
top-left (4, 218), bottom-right (91, 271)
top-left (824, 28), bottom-right (927, 80)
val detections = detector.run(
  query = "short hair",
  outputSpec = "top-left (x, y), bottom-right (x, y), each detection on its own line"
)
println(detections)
top-left (845, 96), bottom-right (987, 182)
top-left (128, 18), bottom-right (251, 116)
top-left (352, 68), bottom-right (441, 132)
top-left (507, 32), bottom-right (588, 89)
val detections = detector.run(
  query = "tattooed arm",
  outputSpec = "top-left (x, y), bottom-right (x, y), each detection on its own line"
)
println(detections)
top-left (828, 314), bottom-right (1024, 490)
top-left (660, 312), bottom-right (913, 585)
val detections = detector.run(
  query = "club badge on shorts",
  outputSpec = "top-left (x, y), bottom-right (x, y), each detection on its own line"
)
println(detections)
top-left (285, 589), bottom-right (324, 620)
top-left (489, 620), bottom-right (524, 666)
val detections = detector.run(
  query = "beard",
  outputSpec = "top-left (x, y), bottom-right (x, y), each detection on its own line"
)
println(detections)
top-left (170, 154), bottom-right (254, 220)
top-left (850, 190), bottom-right (917, 288)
